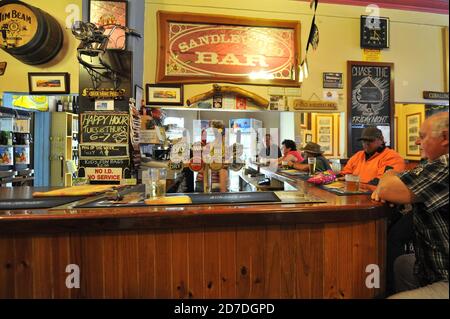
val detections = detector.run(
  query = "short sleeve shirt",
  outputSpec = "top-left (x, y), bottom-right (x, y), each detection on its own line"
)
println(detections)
top-left (399, 154), bottom-right (449, 285)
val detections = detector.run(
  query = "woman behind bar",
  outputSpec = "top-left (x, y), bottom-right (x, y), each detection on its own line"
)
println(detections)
top-left (279, 139), bottom-right (303, 164)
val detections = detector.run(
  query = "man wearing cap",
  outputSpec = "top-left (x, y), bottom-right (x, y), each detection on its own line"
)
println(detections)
top-left (287, 142), bottom-right (332, 172)
top-left (339, 127), bottom-right (405, 184)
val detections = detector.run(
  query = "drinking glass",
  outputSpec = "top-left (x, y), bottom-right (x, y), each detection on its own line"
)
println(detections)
top-left (344, 174), bottom-right (360, 192)
top-left (143, 168), bottom-right (167, 199)
top-left (307, 157), bottom-right (317, 175)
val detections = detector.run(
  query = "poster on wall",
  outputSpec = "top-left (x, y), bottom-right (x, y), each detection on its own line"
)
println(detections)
top-left (89, 0), bottom-right (128, 50)
top-left (315, 115), bottom-right (334, 156)
top-left (347, 61), bottom-right (394, 156)
top-left (406, 113), bottom-right (422, 157)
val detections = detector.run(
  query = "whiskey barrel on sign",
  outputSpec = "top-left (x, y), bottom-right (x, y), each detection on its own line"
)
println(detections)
top-left (0, 1), bottom-right (63, 65)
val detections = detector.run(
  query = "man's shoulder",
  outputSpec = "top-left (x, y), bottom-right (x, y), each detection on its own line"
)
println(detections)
top-left (382, 147), bottom-right (403, 157)
top-left (349, 150), bottom-right (365, 160)
top-left (404, 154), bottom-right (449, 179)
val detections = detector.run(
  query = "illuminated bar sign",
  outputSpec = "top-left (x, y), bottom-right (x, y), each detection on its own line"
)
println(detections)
top-left (157, 11), bottom-right (301, 86)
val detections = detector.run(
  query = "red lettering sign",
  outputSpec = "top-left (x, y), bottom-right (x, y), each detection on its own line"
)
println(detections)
top-left (157, 12), bottom-right (301, 87)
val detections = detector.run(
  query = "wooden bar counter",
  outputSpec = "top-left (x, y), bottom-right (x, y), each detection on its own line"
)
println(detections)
top-left (0, 181), bottom-right (390, 299)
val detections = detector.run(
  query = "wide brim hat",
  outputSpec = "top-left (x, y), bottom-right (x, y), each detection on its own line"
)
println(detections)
top-left (301, 142), bottom-right (324, 154)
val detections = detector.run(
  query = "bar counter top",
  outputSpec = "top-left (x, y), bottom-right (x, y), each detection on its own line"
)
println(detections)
top-left (0, 177), bottom-right (387, 234)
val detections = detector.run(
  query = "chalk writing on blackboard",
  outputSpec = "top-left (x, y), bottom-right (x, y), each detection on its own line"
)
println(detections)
top-left (79, 144), bottom-right (129, 159)
top-left (350, 65), bottom-right (390, 125)
top-left (80, 159), bottom-right (130, 167)
top-left (81, 113), bottom-right (129, 144)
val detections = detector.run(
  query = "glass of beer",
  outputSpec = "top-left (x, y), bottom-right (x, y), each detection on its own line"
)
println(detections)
top-left (308, 157), bottom-right (317, 175)
top-left (143, 168), bottom-right (167, 199)
top-left (281, 160), bottom-right (289, 170)
top-left (345, 174), bottom-right (360, 192)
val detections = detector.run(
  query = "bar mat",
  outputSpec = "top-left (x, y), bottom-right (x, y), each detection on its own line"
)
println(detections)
top-left (0, 197), bottom-right (86, 210)
top-left (78, 191), bottom-right (282, 208)
top-left (318, 182), bottom-right (372, 196)
top-left (188, 191), bottom-right (281, 204)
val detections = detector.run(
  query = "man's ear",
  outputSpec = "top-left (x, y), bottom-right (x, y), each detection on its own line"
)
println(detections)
top-left (441, 129), bottom-right (449, 147)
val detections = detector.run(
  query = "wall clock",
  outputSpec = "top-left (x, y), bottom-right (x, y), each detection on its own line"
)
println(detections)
top-left (360, 15), bottom-right (390, 49)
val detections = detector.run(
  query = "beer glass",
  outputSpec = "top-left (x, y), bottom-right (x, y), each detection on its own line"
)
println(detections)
top-left (345, 174), bottom-right (360, 192)
top-left (307, 157), bottom-right (316, 175)
top-left (143, 168), bottom-right (167, 198)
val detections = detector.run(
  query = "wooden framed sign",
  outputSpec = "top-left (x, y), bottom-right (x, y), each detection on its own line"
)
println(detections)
top-left (156, 11), bottom-right (301, 87)
top-left (347, 61), bottom-right (394, 156)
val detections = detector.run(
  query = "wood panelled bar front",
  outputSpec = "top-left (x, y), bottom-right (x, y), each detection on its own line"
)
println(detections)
top-left (0, 184), bottom-right (389, 299)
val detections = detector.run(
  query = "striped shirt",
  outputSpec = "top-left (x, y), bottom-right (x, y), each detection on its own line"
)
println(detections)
top-left (399, 154), bottom-right (449, 285)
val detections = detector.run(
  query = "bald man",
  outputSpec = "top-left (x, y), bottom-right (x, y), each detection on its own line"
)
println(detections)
top-left (372, 112), bottom-right (449, 299)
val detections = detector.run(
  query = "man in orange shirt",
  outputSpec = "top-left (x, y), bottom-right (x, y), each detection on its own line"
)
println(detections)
top-left (340, 127), bottom-right (405, 185)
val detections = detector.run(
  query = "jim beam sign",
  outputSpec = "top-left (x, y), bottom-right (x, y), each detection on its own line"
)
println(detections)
top-left (0, 3), bottom-right (37, 48)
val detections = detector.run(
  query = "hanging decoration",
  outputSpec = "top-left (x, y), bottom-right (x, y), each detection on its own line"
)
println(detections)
top-left (299, 0), bottom-right (320, 83)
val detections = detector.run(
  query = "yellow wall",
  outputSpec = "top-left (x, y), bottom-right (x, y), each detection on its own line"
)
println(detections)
top-left (143, 0), bottom-right (448, 110)
top-left (0, 0), bottom-right (82, 95)
top-left (395, 103), bottom-right (425, 161)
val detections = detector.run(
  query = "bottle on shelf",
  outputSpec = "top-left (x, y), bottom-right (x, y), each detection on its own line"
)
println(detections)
top-left (7, 131), bottom-right (12, 145)
top-left (56, 99), bottom-right (63, 112)
top-left (63, 96), bottom-right (69, 112)
top-left (74, 96), bottom-right (79, 114)
top-left (68, 96), bottom-right (73, 113)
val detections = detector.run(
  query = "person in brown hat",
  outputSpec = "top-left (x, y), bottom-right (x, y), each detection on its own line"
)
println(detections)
top-left (339, 126), bottom-right (405, 184)
top-left (287, 142), bottom-right (332, 172)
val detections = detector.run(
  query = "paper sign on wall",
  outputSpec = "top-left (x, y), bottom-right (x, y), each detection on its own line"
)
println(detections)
top-left (86, 167), bottom-right (122, 181)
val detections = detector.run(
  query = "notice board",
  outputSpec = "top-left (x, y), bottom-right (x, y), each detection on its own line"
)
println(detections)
top-left (347, 61), bottom-right (394, 156)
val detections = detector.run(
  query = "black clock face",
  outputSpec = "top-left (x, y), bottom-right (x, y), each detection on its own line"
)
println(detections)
top-left (360, 16), bottom-right (389, 49)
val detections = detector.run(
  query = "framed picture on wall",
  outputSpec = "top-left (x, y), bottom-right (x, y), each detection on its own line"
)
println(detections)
top-left (28, 72), bottom-right (70, 94)
top-left (315, 114), bottom-right (334, 156)
top-left (300, 112), bottom-right (311, 130)
top-left (305, 133), bottom-right (313, 143)
top-left (145, 84), bottom-right (184, 106)
top-left (89, 0), bottom-right (128, 50)
top-left (406, 112), bottom-right (422, 157)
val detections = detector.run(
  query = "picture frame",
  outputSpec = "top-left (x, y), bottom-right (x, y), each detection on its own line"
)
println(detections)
top-left (0, 62), bottom-right (6, 76)
top-left (89, 0), bottom-right (128, 50)
top-left (28, 72), bottom-right (70, 94)
top-left (305, 133), bottom-right (313, 143)
top-left (315, 114), bottom-right (334, 156)
top-left (145, 84), bottom-right (184, 106)
top-left (156, 11), bottom-right (301, 86)
top-left (406, 112), bottom-right (422, 157)
top-left (300, 112), bottom-right (311, 130)
top-left (134, 85), bottom-right (143, 111)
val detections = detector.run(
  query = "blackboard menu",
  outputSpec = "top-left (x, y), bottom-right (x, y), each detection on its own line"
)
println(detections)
top-left (347, 61), bottom-right (394, 156)
top-left (81, 112), bottom-right (129, 144)
top-left (80, 144), bottom-right (129, 159)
